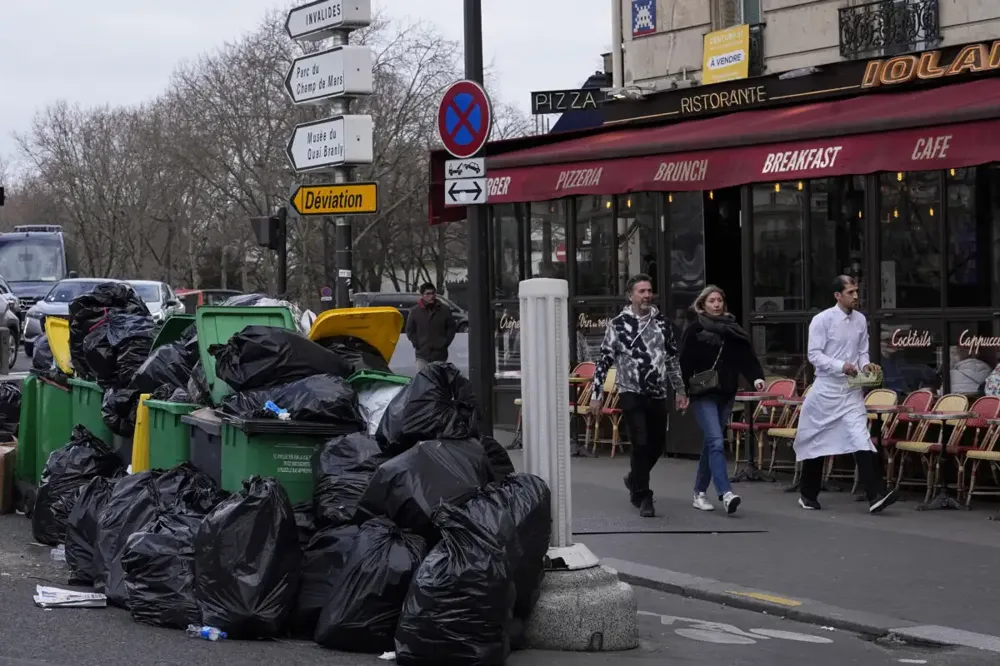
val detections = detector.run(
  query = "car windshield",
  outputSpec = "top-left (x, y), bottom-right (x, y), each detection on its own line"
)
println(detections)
top-left (44, 281), bottom-right (107, 303)
top-left (128, 283), bottom-right (161, 303)
top-left (0, 237), bottom-right (65, 282)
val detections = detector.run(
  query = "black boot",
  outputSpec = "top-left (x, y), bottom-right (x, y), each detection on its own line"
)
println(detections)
top-left (624, 474), bottom-right (641, 507)
top-left (639, 495), bottom-right (655, 518)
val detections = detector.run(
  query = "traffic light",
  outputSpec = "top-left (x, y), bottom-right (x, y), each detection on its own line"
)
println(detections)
top-left (249, 207), bottom-right (288, 296)
top-left (0, 187), bottom-right (5, 206)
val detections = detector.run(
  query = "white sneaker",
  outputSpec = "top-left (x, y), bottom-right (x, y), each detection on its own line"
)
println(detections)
top-left (692, 492), bottom-right (715, 511)
top-left (723, 491), bottom-right (742, 515)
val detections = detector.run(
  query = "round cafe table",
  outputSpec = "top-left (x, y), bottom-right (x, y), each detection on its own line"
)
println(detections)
top-left (909, 411), bottom-right (976, 511)
top-left (730, 392), bottom-right (780, 482)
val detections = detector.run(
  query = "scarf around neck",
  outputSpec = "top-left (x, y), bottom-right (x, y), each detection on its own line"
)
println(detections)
top-left (697, 312), bottom-right (751, 345)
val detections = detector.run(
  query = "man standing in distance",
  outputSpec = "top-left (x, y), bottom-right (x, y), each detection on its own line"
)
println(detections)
top-left (591, 274), bottom-right (688, 518)
top-left (794, 275), bottom-right (898, 513)
top-left (405, 283), bottom-right (457, 372)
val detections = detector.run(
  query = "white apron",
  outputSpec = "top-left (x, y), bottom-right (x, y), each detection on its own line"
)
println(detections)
top-left (793, 376), bottom-right (874, 461)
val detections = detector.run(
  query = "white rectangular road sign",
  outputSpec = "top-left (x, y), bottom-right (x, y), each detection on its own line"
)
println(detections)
top-left (444, 157), bottom-right (485, 180)
top-left (286, 115), bottom-right (374, 173)
top-left (285, 45), bottom-right (374, 104)
top-left (286, 0), bottom-right (372, 41)
top-left (444, 178), bottom-right (487, 206)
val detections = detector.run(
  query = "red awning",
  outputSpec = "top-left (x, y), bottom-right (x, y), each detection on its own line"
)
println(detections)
top-left (482, 78), bottom-right (1000, 204)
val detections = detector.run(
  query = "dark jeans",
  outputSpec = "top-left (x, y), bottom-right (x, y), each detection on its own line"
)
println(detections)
top-left (800, 452), bottom-right (884, 502)
top-left (691, 396), bottom-right (735, 496)
top-left (619, 392), bottom-right (669, 500)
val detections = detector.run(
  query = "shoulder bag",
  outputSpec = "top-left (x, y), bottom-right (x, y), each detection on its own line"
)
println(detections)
top-left (688, 342), bottom-right (724, 396)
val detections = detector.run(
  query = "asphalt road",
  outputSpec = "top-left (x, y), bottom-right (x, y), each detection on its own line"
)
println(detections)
top-left (0, 513), bottom-right (990, 666)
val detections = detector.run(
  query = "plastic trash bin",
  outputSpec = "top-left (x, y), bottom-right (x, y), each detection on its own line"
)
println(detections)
top-left (44, 317), bottom-right (74, 376)
top-left (195, 306), bottom-right (297, 405)
top-left (130, 394), bottom-right (153, 472)
top-left (307, 307), bottom-right (403, 364)
top-left (220, 418), bottom-right (359, 504)
top-left (67, 377), bottom-right (114, 446)
top-left (183, 409), bottom-right (223, 485)
top-left (18, 375), bottom-right (74, 483)
top-left (144, 398), bottom-right (198, 470)
top-left (151, 314), bottom-right (195, 349)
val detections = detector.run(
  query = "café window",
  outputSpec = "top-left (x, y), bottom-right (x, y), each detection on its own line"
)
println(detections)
top-left (574, 195), bottom-right (616, 296)
top-left (527, 200), bottom-right (568, 280)
top-left (574, 303), bottom-right (619, 366)
top-left (668, 192), bottom-right (706, 328)
top-left (809, 177), bottom-right (866, 309)
top-left (946, 166), bottom-right (1000, 308)
top-left (752, 182), bottom-right (805, 311)
top-left (492, 204), bottom-right (526, 299)
top-left (494, 307), bottom-right (521, 378)
top-left (878, 322), bottom-right (942, 395)
top-left (615, 193), bottom-right (658, 293)
top-left (879, 171), bottom-right (942, 309)
top-left (751, 322), bottom-right (809, 389)
top-left (948, 320), bottom-right (999, 395)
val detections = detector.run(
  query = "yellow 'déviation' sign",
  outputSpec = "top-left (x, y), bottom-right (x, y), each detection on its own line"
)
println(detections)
top-left (290, 183), bottom-right (379, 216)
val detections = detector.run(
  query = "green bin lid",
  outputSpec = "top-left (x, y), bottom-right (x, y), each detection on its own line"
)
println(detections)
top-left (347, 370), bottom-right (412, 387)
top-left (151, 314), bottom-right (196, 349)
top-left (195, 306), bottom-right (298, 405)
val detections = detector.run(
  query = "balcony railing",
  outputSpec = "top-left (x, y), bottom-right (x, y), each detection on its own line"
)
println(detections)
top-left (749, 23), bottom-right (765, 77)
top-left (838, 0), bottom-right (940, 60)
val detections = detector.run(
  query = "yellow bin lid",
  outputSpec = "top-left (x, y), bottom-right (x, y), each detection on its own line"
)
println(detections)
top-left (308, 307), bottom-right (404, 363)
top-left (44, 317), bottom-right (74, 376)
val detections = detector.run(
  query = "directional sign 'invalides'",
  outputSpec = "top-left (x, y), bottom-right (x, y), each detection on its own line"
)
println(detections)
top-left (290, 182), bottom-right (378, 215)
top-left (285, 0), bottom-right (373, 41)
top-left (285, 45), bottom-right (373, 105)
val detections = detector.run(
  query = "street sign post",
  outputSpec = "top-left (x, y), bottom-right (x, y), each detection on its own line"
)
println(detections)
top-left (286, 115), bottom-right (374, 173)
top-left (437, 80), bottom-right (492, 159)
top-left (284, 45), bottom-right (374, 104)
top-left (285, 0), bottom-right (372, 41)
top-left (290, 182), bottom-right (378, 215)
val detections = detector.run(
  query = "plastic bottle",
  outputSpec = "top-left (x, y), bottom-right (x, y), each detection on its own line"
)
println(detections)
top-left (186, 625), bottom-right (227, 641)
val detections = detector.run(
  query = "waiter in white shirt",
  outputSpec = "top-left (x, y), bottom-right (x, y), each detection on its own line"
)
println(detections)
top-left (794, 275), bottom-right (899, 514)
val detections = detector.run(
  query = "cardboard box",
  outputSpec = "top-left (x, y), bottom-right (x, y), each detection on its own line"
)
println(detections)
top-left (0, 443), bottom-right (15, 514)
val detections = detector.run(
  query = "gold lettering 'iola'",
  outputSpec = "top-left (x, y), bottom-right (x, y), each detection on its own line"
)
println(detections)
top-left (862, 41), bottom-right (1000, 88)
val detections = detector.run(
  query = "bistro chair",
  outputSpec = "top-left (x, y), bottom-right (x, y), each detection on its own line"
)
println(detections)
top-left (962, 415), bottom-right (1000, 508)
top-left (945, 396), bottom-right (1000, 503)
top-left (894, 394), bottom-right (970, 503)
top-left (589, 368), bottom-right (624, 457)
top-left (728, 377), bottom-right (796, 477)
top-left (883, 389), bottom-right (936, 481)
top-left (765, 383), bottom-right (812, 481)
top-left (828, 389), bottom-right (897, 494)
top-left (512, 361), bottom-right (597, 447)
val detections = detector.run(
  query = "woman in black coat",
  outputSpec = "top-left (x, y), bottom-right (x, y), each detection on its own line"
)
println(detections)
top-left (679, 286), bottom-right (766, 515)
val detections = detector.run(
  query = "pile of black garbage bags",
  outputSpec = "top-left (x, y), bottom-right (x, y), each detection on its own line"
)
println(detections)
top-left (30, 360), bottom-right (549, 666)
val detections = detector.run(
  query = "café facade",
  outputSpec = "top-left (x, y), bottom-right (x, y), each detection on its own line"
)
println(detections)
top-left (429, 39), bottom-right (1000, 453)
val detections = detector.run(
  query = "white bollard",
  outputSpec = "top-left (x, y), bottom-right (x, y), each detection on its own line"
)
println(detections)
top-left (518, 278), bottom-right (638, 651)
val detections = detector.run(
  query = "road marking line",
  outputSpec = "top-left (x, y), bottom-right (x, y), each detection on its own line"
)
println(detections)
top-left (726, 590), bottom-right (803, 607)
top-left (749, 628), bottom-right (833, 643)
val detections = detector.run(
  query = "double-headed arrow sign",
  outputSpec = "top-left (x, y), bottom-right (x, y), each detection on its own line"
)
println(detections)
top-left (284, 45), bottom-right (373, 105)
top-left (447, 179), bottom-right (485, 205)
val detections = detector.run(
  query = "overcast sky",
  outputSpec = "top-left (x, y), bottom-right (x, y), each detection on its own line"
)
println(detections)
top-left (0, 0), bottom-right (610, 167)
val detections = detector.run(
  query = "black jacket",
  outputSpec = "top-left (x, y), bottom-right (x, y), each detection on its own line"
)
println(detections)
top-left (405, 301), bottom-right (457, 362)
top-left (679, 321), bottom-right (765, 398)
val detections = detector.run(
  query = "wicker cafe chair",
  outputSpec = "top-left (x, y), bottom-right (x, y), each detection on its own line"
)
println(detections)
top-left (946, 396), bottom-right (1000, 504)
top-left (883, 389), bottom-right (936, 481)
top-left (894, 393), bottom-right (970, 503)
top-left (589, 368), bottom-right (625, 457)
top-left (962, 414), bottom-right (1000, 508)
top-left (764, 384), bottom-right (812, 481)
top-left (728, 377), bottom-right (796, 476)
top-left (832, 388), bottom-right (898, 494)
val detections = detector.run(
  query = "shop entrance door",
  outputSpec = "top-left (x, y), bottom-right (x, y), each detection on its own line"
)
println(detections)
top-left (704, 187), bottom-right (744, 322)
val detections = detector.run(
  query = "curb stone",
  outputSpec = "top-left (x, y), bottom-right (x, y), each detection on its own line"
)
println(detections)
top-left (602, 557), bottom-right (1000, 653)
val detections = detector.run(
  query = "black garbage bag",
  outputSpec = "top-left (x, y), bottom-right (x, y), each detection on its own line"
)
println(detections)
top-left (169, 387), bottom-right (191, 403)
top-left (314, 517), bottom-right (428, 653)
top-left (186, 361), bottom-right (213, 406)
top-left (69, 282), bottom-right (150, 379)
top-left (315, 335), bottom-right (391, 374)
top-left (121, 510), bottom-right (205, 628)
top-left (83, 313), bottom-right (157, 388)
top-left (293, 501), bottom-right (316, 548)
top-left (293, 524), bottom-right (359, 637)
top-left (194, 477), bottom-right (302, 639)
top-left (377, 362), bottom-right (480, 456)
top-left (220, 293), bottom-right (266, 306)
top-left (0, 382), bottom-right (20, 439)
top-left (209, 326), bottom-right (352, 392)
top-left (313, 433), bottom-right (385, 529)
top-left (394, 494), bottom-right (518, 666)
top-left (31, 426), bottom-right (124, 546)
top-left (357, 439), bottom-right (492, 537)
top-left (129, 332), bottom-right (199, 394)
top-left (65, 475), bottom-right (120, 585)
top-left (491, 474), bottom-right (551, 620)
top-left (159, 462), bottom-right (229, 515)
top-left (219, 374), bottom-right (365, 429)
top-left (102, 388), bottom-right (141, 438)
top-left (31, 333), bottom-right (55, 371)
top-left (480, 436), bottom-right (515, 480)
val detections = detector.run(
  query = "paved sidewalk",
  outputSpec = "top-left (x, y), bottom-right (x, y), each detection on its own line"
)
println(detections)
top-left (501, 434), bottom-right (1000, 644)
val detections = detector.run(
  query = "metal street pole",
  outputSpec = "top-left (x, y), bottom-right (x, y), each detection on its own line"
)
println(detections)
top-left (463, 0), bottom-right (493, 435)
top-left (327, 29), bottom-right (353, 309)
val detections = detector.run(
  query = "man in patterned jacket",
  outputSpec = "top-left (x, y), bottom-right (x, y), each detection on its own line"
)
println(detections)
top-left (590, 274), bottom-right (688, 517)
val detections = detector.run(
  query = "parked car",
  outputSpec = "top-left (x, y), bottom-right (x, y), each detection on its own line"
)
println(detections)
top-left (0, 274), bottom-right (22, 324)
top-left (22, 278), bottom-right (118, 358)
top-left (351, 291), bottom-right (469, 332)
top-left (175, 288), bottom-right (243, 314)
top-left (126, 280), bottom-right (185, 322)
